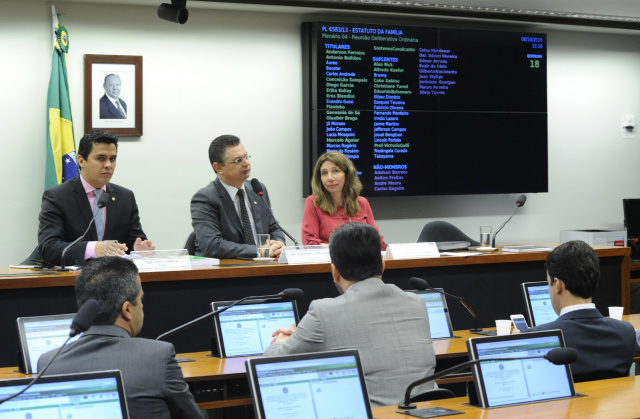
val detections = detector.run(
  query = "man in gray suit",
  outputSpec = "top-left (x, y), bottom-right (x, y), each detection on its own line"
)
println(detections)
top-left (191, 134), bottom-right (285, 259)
top-left (38, 257), bottom-right (201, 419)
top-left (264, 222), bottom-right (436, 408)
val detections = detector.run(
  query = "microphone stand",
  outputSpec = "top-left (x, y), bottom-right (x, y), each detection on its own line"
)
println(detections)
top-left (491, 205), bottom-right (519, 248)
top-left (398, 349), bottom-right (575, 409)
top-left (428, 287), bottom-right (482, 333)
top-left (156, 292), bottom-right (284, 341)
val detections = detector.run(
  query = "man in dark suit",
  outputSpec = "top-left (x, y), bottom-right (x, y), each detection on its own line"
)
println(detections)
top-left (527, 240), bottom-right (635, 382)
top-left (190, 134), bottom-right (285, 259)
top-left (99, 74), bottom-right (127, 119)
top-left (38, 257), bottom-right (201, 419)
top-left (38, 129), bottom-right (154, 266)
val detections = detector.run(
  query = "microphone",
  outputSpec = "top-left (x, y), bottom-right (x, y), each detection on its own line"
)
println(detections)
top-left (250, 178), bottom-right (299, 246)
top-left (491, 194), bottom-right (526, 248)
top-left (410, 277), bottom-right (482, 332)
top-left (59, 192), bottom-right (111, 270)
top-left (0, 299), bottom-right (100, 405)
top-left (70, 299), bottom-right (100, 337)
top-left (397, 347), bottom-right (578, 409)
top-left (156, 288), bottom-right (304, 341)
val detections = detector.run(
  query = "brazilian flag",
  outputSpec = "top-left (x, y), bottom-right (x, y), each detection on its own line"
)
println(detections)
top-left (45, 15), bottom-right (78, 189)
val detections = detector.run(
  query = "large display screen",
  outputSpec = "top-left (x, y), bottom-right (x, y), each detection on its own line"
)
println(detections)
top-left (302, 21), bottom-right (548, 197)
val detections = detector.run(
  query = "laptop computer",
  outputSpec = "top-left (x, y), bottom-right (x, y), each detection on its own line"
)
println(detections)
top-left (246, 349), bottom-right (373, 419)
top-left (211, 300), bottom-right (300, 357)
top-left (466, 329), bottom-right (576, 408)
top-left (521, 281), bottom-right (559, 327)
top-left (406, 289), bottom-right (455, 339)
top-left (16, 313), bottom-right (82, 374)
top-left (0, 370), bottom-right (129, 419)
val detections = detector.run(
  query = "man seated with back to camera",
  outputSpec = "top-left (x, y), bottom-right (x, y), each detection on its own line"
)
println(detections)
top-left (263, 222), bottom-right (437, 408)
top-left (523, 240), bottom-right (635, 382)
top-left (38, 257), bottom-right (201, 419)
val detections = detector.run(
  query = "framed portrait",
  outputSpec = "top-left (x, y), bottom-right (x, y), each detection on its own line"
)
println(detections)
top-left (84, 55), bottom-right (142, 136)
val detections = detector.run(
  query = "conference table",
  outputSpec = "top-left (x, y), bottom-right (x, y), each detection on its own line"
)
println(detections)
top-left (0, 244), bottom-right (630, 368)
top-left (1, 315), bottom-right (638, 413)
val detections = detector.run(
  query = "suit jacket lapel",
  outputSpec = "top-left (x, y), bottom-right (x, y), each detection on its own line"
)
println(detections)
top-left (72, 177), bottom-right (99, 241)
top-left (214, 179), bottom-right (243, 235)
top-left (103, 183), bottom-right (116, 240)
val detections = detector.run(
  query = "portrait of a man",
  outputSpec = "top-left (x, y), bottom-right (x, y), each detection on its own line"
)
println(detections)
top-left (99, 74), bottom-right (127, 119)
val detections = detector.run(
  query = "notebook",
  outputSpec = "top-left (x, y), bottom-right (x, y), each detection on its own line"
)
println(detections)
top-left (466, 330), bottom-right (576, 408)
top-left (246, 349), bottom-right (373, 419)
top-left (521, 282), bottom-right (559, 326)
top-left (16, 313), bottom-right (82, 374)
top-left (406, 289), bottom-right (455, 339)
top-left (0, 370), bottom-right (129, 419)
top-left (211, 300), bottom-right (299, 357)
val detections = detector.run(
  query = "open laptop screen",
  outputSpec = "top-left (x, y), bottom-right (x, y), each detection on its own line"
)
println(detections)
top-left (521, 282), bottom-right (559, 327)
top-left (16, 314), bottom-right (82, 374)
top-left (246, 349), bottom-right (373, 419)
top-left (406, 289), bottom-right (454, 339)
top-left (211, 300), bottom-right (299, 357)
top-left (0, 370), bottom-right (129, 419)
top-left (467, 330), bottom-right (575, 408)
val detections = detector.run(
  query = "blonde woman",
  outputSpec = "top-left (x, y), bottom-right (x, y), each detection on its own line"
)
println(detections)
top-left (302, 152), bottom-right (386, 249)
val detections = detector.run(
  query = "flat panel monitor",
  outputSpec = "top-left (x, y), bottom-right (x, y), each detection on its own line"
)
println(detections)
top-left (246, 349), bottom-right (373, 419)
top-left (0, 370), bottom-right (129, 419)
top-left (521, 281), bottom-right (559, 327)
top-left (406, 289), bottom-right (454, 339)
top-left (466, 330), bottom-right (576, 408)
top-left (16, 314), bottom-right (82, 374)
top-left (623, 199), bottom-right (640, 238)
top-left (211, 300), bottom-right (300, 357)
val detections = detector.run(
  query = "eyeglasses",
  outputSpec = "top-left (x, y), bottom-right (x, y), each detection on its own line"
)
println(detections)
top-left (222, 154), bottom-right (251, 165)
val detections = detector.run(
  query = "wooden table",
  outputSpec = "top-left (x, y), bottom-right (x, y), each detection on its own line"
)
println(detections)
top-left (0, 245), bottom-right (629, 368)
top-left (372, 375), bottom-right (640, 419)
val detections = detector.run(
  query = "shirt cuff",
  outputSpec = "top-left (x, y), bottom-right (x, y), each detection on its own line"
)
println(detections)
top-left (84, 241), bottom-right (98, 260)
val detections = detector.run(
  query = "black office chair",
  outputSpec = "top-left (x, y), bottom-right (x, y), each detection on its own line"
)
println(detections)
top-left (19, 244), bottom-right (41, 265)
top-left (416, 221), bottom-right (480, 247)
top-left (407, 388), bottom-right (456, 403)
top-left (184, 232), bottom-right (197, 255)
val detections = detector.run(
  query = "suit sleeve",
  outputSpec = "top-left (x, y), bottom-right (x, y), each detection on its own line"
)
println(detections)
top-left (124, 192), bottom-right (147, 252)
top-left (38, 188), bottom-right (87, 266)
top-left (261, 183), bottom-right (286, 243)
top-left (302, 195), bottom-right (323, 245)
top-left (191, 188), bottom-right (258, 258)
top-left (263, 300), bottom-right (326, 356)
top-left (163, 345), bottom-right (202, 419)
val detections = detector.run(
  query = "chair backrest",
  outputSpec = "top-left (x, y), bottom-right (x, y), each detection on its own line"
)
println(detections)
top-left (184, 232), bottom-right (197, 255)
top-left (416, 221), bottom-right (480, 246)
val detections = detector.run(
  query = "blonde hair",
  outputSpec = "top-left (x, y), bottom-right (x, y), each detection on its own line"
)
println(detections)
top-left (311, 152), bottom-right (362, 216)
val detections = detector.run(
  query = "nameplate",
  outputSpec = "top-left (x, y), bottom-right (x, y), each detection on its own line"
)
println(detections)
top-left (384, 242), bottom-right (440, 260)
top-left (279, 246), bottom-right (331, 264)
top-left (130, 249), bottom-right (192, 272)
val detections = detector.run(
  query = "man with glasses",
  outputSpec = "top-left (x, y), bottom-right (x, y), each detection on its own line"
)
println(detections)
top-left (191, 134), bottom-right (285, 259)
top-left (525, 240), bottom-right (635, 382)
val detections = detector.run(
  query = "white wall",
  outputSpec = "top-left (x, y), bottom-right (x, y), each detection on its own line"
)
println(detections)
top-left (1, 1), bottom-right (639, 266)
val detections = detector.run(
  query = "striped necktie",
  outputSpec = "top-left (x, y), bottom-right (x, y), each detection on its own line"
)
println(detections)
top-left (237, 189), bottom-right (255, 245)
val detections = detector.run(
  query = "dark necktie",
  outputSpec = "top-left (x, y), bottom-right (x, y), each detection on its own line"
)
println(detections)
top-left (237, 189), bottom-right (255, 245)
top-left (94, 189), bottom-right (104, 241)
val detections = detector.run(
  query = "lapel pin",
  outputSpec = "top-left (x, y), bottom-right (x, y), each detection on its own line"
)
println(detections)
top-left (254, 201), bottom-right (257, 205)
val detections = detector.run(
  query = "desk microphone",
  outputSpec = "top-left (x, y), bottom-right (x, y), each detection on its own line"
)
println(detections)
top-left (250, 178), bottom-right (299, 246)
top-left (0, 299), bottom-right (99, 405)
top-left (156, 288), bottom-right (304, 341)
top-left (491, 194), bottom-right (526, 248)
top-left (57, 192), bottom-right (111, 270)
top-left (410, 277), bottom-right (482, 332)
top-left (397, 347), bottom-right (578, 409)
